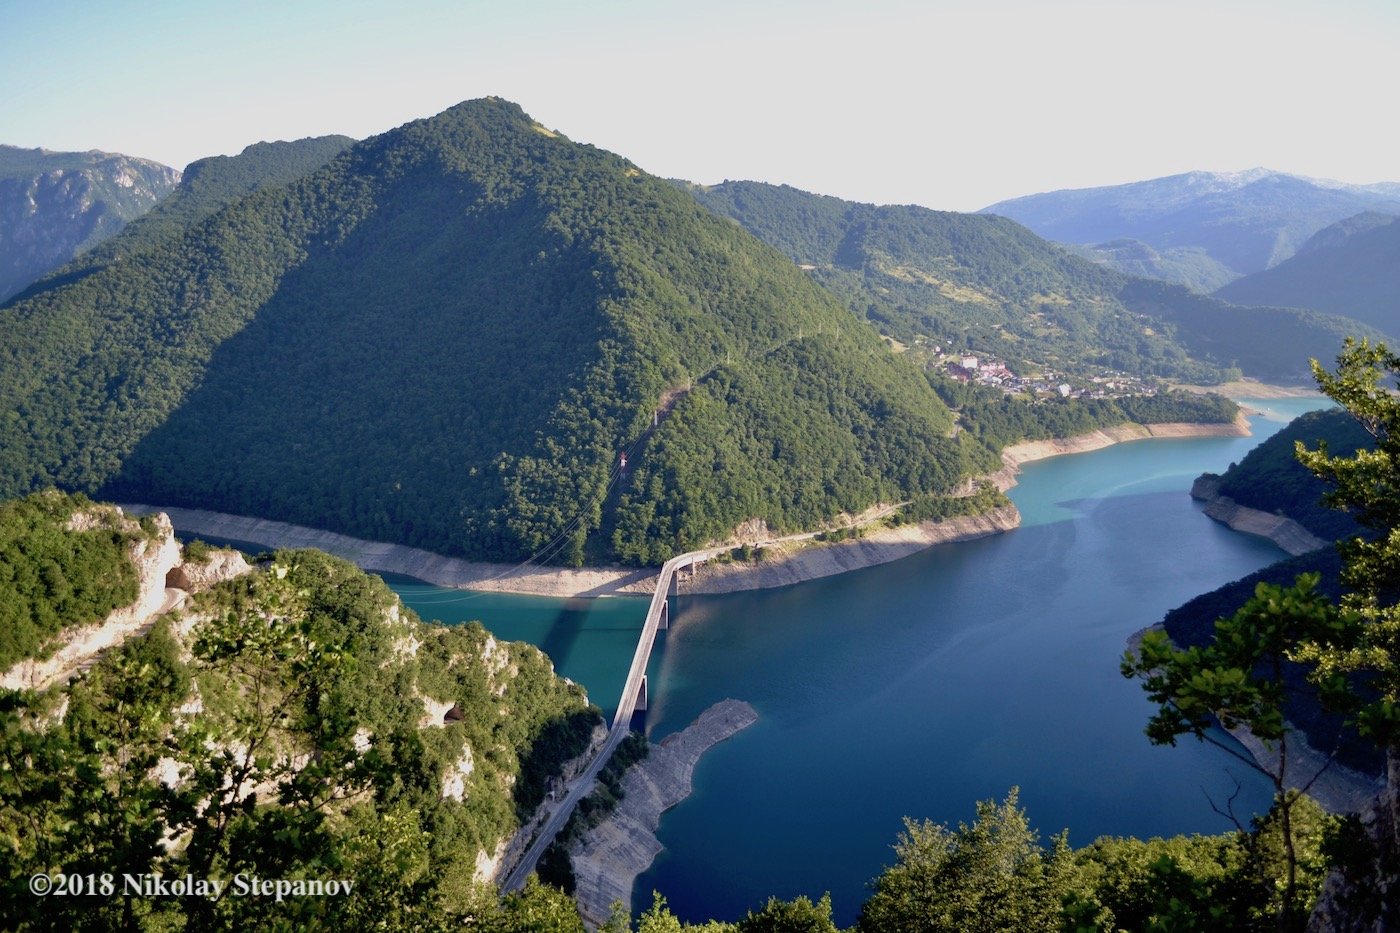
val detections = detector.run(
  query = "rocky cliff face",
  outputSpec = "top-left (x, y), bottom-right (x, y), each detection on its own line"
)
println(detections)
top-left (0, 145), bottom-right (179, 301)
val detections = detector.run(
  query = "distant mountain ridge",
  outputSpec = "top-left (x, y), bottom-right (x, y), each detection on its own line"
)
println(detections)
top-left (0, 145), bottom-right (179, 301)
top-left (1214, 213), bottom-right (1400, 336)
top-left (981, 169), bottom-right (1400, 289)
top-left (684, 179), bottom-right (1217, 379)
top-left (685, 179), bottom-right (1382, 384)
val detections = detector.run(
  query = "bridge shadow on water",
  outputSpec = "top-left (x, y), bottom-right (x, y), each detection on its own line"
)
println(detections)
top-left (537, 599), bottom-right (649, 673)
top-left (536, 598), bottom-right (597, 674)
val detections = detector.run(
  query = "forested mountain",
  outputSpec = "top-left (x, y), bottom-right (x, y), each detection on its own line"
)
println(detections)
top-left (1064, 238), bottom-right (1236, 294)
top-left (0, 145), bottom-right (179, 301)
top-left (11, 135), bottom-right (357, 300)
top-left (685, 180), bottom-right (1379, 384)
top-left (1214, 213), bottom-right (1400, 336)
top-left (0, 99), bottom-right (986, 565)
top-left (982, 169), bottom-right (1400, 287)
top-left (0, 493), bottom-right (600, 930)
top-left (102, 135), bottom-right (356, 251)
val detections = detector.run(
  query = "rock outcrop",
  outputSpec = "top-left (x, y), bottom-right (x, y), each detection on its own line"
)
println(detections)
top-left (166, 548), bottom-right (251, 592)
top-left (1190, 475), bottom-right (1328, 556)
top-left (1307, 773), bottom-right (1400, 932)
top-left (569, 699), bottom-right (759, 925)
top-left (0, 146), bottom-right (179, 301)
top-left (486, 721), bottom-right (610, 884)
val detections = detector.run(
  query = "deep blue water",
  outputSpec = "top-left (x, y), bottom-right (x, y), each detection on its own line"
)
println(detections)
top-left (376, 397), bottom-right (1330, 924)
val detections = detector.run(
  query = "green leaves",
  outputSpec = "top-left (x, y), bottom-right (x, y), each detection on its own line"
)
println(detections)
top-left (857, 790), bottom-right (1072, 933)
top-left (1291, 338), bottom-right (1400, 747)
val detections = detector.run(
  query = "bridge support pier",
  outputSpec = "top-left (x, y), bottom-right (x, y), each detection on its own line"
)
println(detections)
top-left (637, 674), bottom-right (648, 712)
top-left (659, 598), bottom-right (668, 630)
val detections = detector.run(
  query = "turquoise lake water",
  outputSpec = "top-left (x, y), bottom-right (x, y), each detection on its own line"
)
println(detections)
top-left (378, 397), bottom-right (1330, 924)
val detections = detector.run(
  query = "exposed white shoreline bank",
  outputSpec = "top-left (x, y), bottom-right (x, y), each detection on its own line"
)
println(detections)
top-left (1188, 475), bottom-right (1328, 556)
top-left (570, 699), bottom-right (759, 927)
top-left (1001, 413), bottom-right (1252, 469)
top-left (121, 414), bottom-right (1250, 599)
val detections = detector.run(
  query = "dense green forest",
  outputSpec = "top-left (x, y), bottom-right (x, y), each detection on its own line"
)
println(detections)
top-left (1115, 279), bottom-right (1385, 386)
top-left (1064, 238), bottom-right (1237, 294)
top-left (682, 180), bottom-right (1221, 381)
top-left (1, 490), bottom-right (1380, 930)
top-left (17, 134), bottom-right (356, 293)
top-left (932, 376), bottom-right (1237, 452)
top-left (0, 102), bottom-right (1268, 568)
top-left (1, 498), bottom-right (601, 930)
top-left (685, 180), bottom-right (1382, 385)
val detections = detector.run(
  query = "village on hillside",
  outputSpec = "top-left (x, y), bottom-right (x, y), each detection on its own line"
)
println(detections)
top-left (912, 337), bottom-right (1160, 400)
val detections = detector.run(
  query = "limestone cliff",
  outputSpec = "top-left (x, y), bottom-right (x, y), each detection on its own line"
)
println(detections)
top-left (1307, 775), bottom-right (1400, 932)
top-left (3, 522), bottom-right (602, 926)
top-left (0, 504), bottom-right (266, 692)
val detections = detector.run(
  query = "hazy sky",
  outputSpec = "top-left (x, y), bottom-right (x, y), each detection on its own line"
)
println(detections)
top-left (3, 0), bottom-right (1396, 211)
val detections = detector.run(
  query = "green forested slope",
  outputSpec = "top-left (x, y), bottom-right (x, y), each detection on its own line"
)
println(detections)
top-left (0, 100), bottom-right (968, 564)
top-left (110, 135), bottom-right (357, 248)
top-left (0, 491), bottom-right (143, 668)
top-left (683, 180), bottom-right (1215, 379)
top-left (686, 180), bottom-right (1380, 384)
top-left (5, 136), bottom-right (354, 305)
top-left (1115, 278), bottom-right (1384, 385)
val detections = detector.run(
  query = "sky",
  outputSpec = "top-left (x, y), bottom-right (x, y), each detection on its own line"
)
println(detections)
top-left (2, 0), bottom-right (1397, 211)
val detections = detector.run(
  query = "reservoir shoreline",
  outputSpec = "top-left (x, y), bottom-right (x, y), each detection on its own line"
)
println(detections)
top-left (1188, 474), bottom-right (1328, 556)
top-left (120, 415), bottom-right (1250, 599)
top-left (570, 700), bottom-right (759, 927)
